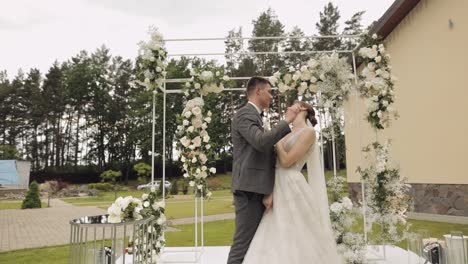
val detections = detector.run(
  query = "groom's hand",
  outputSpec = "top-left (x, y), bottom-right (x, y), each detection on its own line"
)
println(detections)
top-left (285, 105), bottom-right (301, 123)
top-left (263, 193), bottom-right (273, 212)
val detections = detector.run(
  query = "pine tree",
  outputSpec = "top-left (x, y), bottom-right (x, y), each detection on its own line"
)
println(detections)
top-left (343, 11), bottom-right (366, 50)
top-left (249, 8), bottom-right (285, 76)
top-left (22, 181), bottom-right (42, 209)
top-left (314, 2), bottom-right (342, 51)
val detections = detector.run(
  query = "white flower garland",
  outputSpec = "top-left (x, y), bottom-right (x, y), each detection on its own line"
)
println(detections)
top-left (136, 27), bottom-right (167, 91)
top-left (176, 66), bottom-right (230, 198)
top-left (357, 140), bottom-right (411, 244)
top-left (358, 34), bottom-right (399, 129)
top-left (184, 67), bottom-right (230, 97)
top-left (176, 97), bottom-right (216, 198)
top-left (107, 187), bottom-right (166, 261)
top-left (270, 53), bottom-right (353, 110)
top-left (328, 176), bottom-right (367, 264)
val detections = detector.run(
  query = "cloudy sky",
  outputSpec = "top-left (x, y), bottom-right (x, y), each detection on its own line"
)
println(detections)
top-left (0, 0), bottom-right (394, 78)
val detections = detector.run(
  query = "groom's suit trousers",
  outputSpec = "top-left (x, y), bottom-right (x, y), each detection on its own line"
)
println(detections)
top-left (227, 190), bottom-right (265, 264)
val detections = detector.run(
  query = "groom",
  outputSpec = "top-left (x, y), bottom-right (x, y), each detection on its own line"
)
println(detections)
top-left (227, 76), bottom-right (301, 264)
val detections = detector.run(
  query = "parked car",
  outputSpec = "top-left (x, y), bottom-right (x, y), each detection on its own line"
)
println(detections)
top-left (137, 180), bottom-right (171, 190)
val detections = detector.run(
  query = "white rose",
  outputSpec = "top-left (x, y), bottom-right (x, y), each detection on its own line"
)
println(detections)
top-left (200, 71), bottom-right (214, 81)
top-left (309, 76), bottom-right (317, 83)
top-left (300, 65), bottom-right (308, 72)
top-left (308, 84), bottom-right (318, 93)
top-left (204, 117), bottom-right (211, 123)
top-left (192, 118), bottom-right (203, 128)
top-left (307, 59), bottom-right (318, 69)
top-left (192, 107), bottom-right (202, 116)
top-left (185, 82), bottom-right (191, 88)
top-left (201, 166), bottom-right (207, 171)
top-left (197, 185), bottom-right (203, 190)
top-left (196, 168), bottom-right (201, 174)
top-left (189, 181), bottom-right (195, 187)
top-left (181, 156), bottom-right (186, 162)
top-left (156, 215), bottom-right (166, 225)
top-left (192, 157), bottom-right (197, 163)
top-left (192, 136), bottom-right (202, 147)
top-left (288, 66), bottom-right (295, 72)
top-left (300, 70), bottom-right (311, 81)
top-left (375, 56), bottom-right (382, 63)
top-left (199, 153), bottom-right (208, 164)
top-left (292, 73), bottom-right (300, 81)
top-left (143, 201), bottom-right (150, 208)
top-left (184, 111), bottom-right (192, 118)
top-left (187, 126), bottom-right (194, 133)
top-left (107, 203), bottom-right (122, 216)
top-left (207, 111), bottom-right (212, 117)
top-left (205, 144), bottom-right (211, 150)
top-left (372, 34), bottom-right (378, 39)
top-left (194, 83), bottom-right (201, 89)
top-left (180, 137), bottom-right (190, 147)
top-left (223, 75), bottom-right (229, 81)
top-left (202, 123), bottom-right (208, 130)
top-left (203, 135), bottom-right (210, 143)
top-left (283, 73), bottom-right (292, 83)
top-left (182, 120), bottom-right (189, 126)
top-left (199, 171), bottom-right (207, 178)
top-left (108, 214), bottom-right (122, 223)
top-left (156, 66), bottom-right (162, 72)
top-left (209, 167), bottom-right (216, 174)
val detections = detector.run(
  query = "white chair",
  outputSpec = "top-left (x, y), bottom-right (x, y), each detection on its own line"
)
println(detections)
top-left (443, 233), bottom-right (468, 264)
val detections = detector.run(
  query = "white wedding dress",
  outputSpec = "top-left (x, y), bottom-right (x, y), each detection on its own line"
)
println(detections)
top-left (243, 128), bottom-right (343, 264)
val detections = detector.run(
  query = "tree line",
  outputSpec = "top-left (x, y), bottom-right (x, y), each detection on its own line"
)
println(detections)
top-left (0, 3), bottom-right (365, 181)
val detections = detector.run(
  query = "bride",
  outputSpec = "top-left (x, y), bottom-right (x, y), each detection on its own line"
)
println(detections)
top-left (242, 101), bottom-right (343, 264)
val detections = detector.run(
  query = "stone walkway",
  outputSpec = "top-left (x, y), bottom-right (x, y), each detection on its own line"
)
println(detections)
top-left (0, 199), bottom-right (235, 252)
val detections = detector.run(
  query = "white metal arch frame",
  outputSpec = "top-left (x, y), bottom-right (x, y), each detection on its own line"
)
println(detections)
top-left (151, 34), bottom-right (381, 263)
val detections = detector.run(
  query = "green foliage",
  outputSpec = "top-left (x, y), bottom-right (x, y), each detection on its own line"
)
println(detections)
top-left (88, 182), bottom-right (114, 191)
top-left (170, 179), bottom-right (179, 195)
top-left (100, 170), bottom-right (122, 183)
top-left (0, 145), bottom-right (19, 159)
top-left (21, 181), bottom-right (42, 209)
top-left (100, 169), bottom-right (122, 199)
top-left (133, 162), bottom-right (151, 183)
top-left (315, 2), bottom-right (342, 51)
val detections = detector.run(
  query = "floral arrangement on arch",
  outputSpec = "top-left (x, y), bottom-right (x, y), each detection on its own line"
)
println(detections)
top-left (107, 187), bottom-right (166, 261)
top-left (183, 67), bottom-right (230, 97)
top-left (136, 27), bottom-right (168, 91)
top-left (176, 64), bottom-right (230, 198)
top-left (270, 53), bottom-right (354, 110)
top-left (328, 176), bottom-right (367, 264)
top-left (357, 140), bottom-right (412, 244)
top-left (358, 33), bottom-right (399, 130)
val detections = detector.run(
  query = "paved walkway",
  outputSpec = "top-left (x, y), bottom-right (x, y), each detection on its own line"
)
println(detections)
top-left (0, 199), bottom-right (235, 252)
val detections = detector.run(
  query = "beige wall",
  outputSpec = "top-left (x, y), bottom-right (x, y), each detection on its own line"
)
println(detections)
top-left (345, 0), bottom-right (468, 184)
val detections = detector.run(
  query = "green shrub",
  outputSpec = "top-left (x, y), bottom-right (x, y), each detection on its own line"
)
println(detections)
top-left (181, 181), bottom-right (189, 195)
top-left (88, 182), bottom-right (114, 191)
top-left (21, 181), bottom-right (42, 209)
top-left (170, 180), bottom-right (179, 195)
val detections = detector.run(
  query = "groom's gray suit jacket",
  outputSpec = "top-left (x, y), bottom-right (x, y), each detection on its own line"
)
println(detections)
top-left (231, 103), bottom-right (291, 195)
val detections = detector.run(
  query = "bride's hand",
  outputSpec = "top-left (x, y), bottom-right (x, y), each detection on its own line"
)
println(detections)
top-left (263, 193), bottom-right (273, 212)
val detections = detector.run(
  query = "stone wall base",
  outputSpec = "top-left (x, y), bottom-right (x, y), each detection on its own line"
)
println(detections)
top-left (348, 183), bottom-right (468, 217)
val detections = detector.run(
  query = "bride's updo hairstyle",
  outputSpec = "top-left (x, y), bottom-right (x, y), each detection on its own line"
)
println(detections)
top-left (294, 100), bottom-right (318, 127)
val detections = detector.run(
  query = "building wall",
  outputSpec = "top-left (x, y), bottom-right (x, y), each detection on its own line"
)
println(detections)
top-left (344, 0), bottom-right (468, 215)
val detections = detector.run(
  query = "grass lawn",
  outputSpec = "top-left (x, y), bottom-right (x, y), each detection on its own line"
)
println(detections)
top-left (1, 218), bottom-right (467, 263)
top-left (0, 200), bottom-right (48, 210)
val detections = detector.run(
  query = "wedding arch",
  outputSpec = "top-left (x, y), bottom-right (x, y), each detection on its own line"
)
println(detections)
top-left (129, 28), bottom-right (410, 263)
